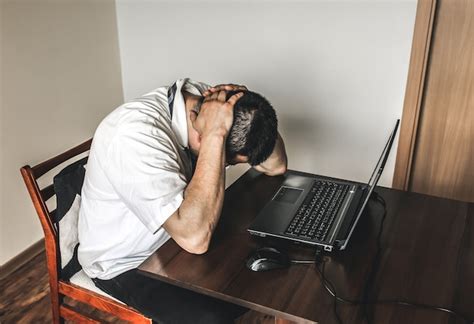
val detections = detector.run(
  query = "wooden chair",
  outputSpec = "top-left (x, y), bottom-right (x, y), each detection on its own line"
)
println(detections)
top-left (20, 139), bottom-right (151, 323)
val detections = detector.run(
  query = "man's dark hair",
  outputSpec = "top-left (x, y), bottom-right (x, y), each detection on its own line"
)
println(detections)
top-left (225, 90), bottom-right (278, 166)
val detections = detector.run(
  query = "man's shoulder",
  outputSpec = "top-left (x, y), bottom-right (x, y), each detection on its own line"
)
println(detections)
top-left (91, 111), bottom-right (175, 167)
top-left (97, 90), bottom-right (172, 134)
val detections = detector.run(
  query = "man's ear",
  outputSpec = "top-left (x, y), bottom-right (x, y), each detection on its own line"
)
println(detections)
top-left (189, 110), bottom-right (198, 126)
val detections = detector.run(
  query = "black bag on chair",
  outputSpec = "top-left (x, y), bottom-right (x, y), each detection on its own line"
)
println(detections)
top-left (53, 157), bottom-right (88, 280)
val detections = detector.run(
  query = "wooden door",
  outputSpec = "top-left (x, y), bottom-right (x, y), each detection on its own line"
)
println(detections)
top-left (394, 0), bottom-right (473, 202)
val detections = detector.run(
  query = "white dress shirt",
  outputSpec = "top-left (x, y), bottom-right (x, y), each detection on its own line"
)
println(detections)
top-left (78, 78), bottom-right (209, 279)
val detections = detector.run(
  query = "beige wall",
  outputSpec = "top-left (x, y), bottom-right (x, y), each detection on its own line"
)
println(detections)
top-left (116, 0), bottom-right (416, 188)
top-left (1, 0), bottom-right (123, 265)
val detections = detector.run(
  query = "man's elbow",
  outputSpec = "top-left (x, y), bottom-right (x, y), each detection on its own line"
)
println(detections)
top-left (184, 242), bottom-right (209, 255)
top-left (274, 164), bottom-right (287, 176)
top-left (265, 164), bottom-right (287, 176)
top-left (180, 232), bottom-right (211, 255)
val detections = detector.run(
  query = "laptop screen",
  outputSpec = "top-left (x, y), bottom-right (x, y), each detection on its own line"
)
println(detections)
top-left (366, 119), bottom-right (400, 190)
top-left (340, 119), bottom-right (400, 250)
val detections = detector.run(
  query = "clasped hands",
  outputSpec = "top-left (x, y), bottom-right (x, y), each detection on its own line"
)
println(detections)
top-left (190, 84), bottom-right (247, 139)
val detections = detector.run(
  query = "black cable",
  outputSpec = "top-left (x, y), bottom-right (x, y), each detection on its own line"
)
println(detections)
top-left (322, 261), bottom-right (343, 324)
top-left (311, 192), bottom-right (472, 324)
top-left (316, 259), bottom-right (472, 322)
top-left (361, 192), bottom-right (387, 324)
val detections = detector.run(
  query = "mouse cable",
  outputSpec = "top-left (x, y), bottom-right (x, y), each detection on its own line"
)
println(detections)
top-left (315, 260), bottom-right (472, 324)
top-left (361, 192), bottom-right (387, 324)
top-left (290, 260), bottom-right (315, 264)
top-left (314, 192), bottom-right (472, 324)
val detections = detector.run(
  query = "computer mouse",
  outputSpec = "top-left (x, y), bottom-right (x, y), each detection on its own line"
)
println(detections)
top-left (246, 247), bottom-right (291, 272)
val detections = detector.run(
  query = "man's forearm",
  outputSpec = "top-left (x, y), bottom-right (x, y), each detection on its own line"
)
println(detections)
top-left (162, 90), bottom-right (242, 254)
top-left (171, 134), bottom-right (226, 253)
top-left (254, 132), bottom-right (287, 176)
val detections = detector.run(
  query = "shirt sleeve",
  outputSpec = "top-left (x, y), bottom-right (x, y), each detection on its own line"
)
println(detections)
top-left (102, 124), bottom-right (187, 234)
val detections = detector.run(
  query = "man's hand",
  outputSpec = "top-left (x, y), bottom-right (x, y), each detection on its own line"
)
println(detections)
top-left (202, 83), bottom-right (247, 97)
top-left (163, 90), bottom-right (243, 255)
top-left (191, 90), bottom-right (243, 139)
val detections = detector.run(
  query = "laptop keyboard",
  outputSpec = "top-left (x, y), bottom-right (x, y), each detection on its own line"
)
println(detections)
top-left (285, 180), bottom-right (350, 242)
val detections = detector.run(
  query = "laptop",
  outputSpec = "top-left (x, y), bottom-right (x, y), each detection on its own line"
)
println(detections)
top-left (248, 120), bottom-right (400, 252)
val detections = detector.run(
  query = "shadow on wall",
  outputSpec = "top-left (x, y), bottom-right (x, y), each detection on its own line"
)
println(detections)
top-left (250, 56), bottom-right (396, 184)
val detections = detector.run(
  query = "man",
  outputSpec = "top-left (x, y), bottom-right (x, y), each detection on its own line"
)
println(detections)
top-left (78, 78), bottom-right (287, 323)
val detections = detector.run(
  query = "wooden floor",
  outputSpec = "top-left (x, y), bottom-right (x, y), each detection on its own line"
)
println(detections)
top-left (1, 252), bottom-right (52, 323)
top-left (0, 252), bottom-right (124, 323)
top-left (0, 251), bottom-right (275, 323)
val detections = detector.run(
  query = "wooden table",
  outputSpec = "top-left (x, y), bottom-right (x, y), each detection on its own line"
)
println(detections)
top-left (138, 169), bottom-right (474, 324)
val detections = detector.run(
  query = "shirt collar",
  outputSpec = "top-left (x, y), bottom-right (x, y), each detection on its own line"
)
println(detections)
top-left (169, 78), bottom-right (206, 149)
top-left (169, 79), bottom-right (188, 148)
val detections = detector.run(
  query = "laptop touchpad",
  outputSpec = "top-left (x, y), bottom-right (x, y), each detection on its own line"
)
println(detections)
top-left (273, 187), bottom-right (303, 204)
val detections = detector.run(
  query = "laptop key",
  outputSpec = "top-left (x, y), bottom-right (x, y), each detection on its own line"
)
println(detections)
top-left (285, 180), bottom-right (350, 242)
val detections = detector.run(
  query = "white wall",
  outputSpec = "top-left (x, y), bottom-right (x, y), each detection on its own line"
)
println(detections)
top-left (0, 0), bottom-right (417, 264)
top-left (0, 0), bottom-right (123, 265)
top-left (116, 0), bottom-right (416, 187)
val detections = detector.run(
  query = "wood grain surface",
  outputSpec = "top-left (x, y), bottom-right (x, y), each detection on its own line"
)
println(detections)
top-left (0, 252), bottom-right (127, 324)
top-left (393, 0), bottom-right (437, 191)
top-left (140, 169), bottom-right (474, 324)
top-left (409, 0), bottom-right (473, 202)
top-left (0, 252), bottom-right (282, 323)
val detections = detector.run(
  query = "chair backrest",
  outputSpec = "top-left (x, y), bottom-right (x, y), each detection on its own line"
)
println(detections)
top-left (20, 139), bottom-right (92, 322)
top-left (20, 139), bottom-right (151, 323)
top-left (20, 139), bottom-right (92, 276)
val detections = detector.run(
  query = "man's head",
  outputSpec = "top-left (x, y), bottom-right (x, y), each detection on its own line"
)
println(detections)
top-left (186, 89), bottom-right (278, 166)
top-left (225, 90), bottom-right (278, 166)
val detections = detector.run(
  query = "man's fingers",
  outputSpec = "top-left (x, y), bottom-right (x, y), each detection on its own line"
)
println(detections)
top-left (204, 91), bottom-right (219, 101)
top-left (226, 92), bottom-right (244, 106)
top-left (202, 87), bottom-right (216, 96)
top-left (210, 91), bottom-right (219, 100)
top-left (203, 85), bottom-right (223, 96)
top-left (218, 84), bottom-right (247, 90)
top-left (203, 84), bottom-right (247, 96)
top-left (212, 84), bottom-right (229, 91)
top-left (217, 90), bottom-right (227, 102)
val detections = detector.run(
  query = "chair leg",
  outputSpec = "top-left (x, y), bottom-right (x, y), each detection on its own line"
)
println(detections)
top-left (48, 277), bottom-right (61, 324)
top-left (50, 293), bottom-right (61, 323)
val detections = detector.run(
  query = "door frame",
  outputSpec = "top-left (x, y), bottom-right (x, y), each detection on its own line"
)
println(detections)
top-left (392, 0), bottom-right (437, 190)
